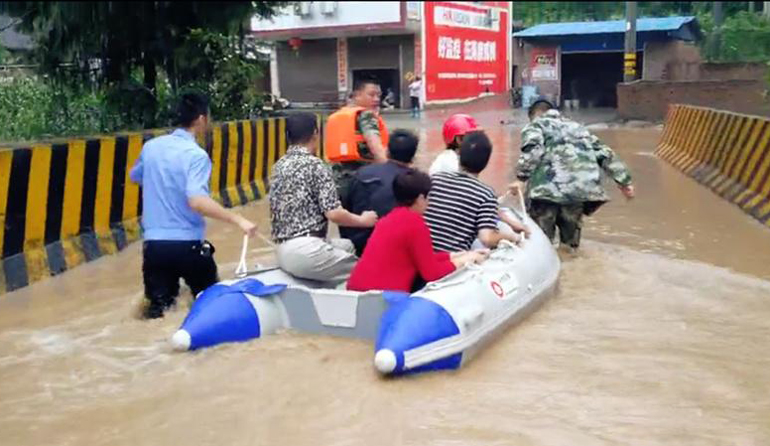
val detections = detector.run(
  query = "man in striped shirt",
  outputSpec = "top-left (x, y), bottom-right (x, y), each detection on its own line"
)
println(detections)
top-left (425, 132), bottom-right (521, 252)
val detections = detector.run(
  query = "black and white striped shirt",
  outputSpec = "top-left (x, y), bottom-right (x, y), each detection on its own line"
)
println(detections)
top-left (424, 171), bottom-right (499, 253)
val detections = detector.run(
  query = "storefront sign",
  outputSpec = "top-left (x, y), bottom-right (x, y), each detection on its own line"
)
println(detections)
top-left (406, 1), bottom-right (421, 20)
top-left (530, 48), bottom-right (558, 81)
top-left (424, 2), bottom-right (509, 101)
top-left (337, 37), bottom-right (348, 92)
top-left (434, 5), bottom-right (499, 31)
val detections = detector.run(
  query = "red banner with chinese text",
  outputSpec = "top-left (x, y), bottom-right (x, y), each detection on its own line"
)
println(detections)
top-left (424, 2), bottom-right (509, 101)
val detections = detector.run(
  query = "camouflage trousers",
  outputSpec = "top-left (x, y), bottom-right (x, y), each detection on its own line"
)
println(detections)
top-left (331, 162), bottom-right (366, 209)
top-left (528, 200), bottom-right (585, 249)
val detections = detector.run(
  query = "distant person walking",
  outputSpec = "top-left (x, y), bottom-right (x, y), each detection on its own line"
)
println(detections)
top-left (409, 76), bottom-right (422, 118)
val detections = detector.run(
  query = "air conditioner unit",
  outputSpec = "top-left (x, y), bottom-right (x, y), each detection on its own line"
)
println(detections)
top-left (320, 1), bottom-right (337, 15)
top-left (295, 2), bottom-right (312, 17)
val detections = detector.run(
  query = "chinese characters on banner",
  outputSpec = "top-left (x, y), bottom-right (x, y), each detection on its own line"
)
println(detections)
top-left (438, 37), bottom-right (497, 62)
top-left (424, 2), bottom-right (509, 101)
top-left (337, 38), bottom-right (348, 93)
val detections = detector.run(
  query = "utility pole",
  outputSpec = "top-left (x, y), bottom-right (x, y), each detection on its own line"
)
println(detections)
top-left (623, 1), bottom-right (638, 83)
top-left (712, 2), bottom-right (724, 60)
top-left (765, 1), bottom-right (770, 18)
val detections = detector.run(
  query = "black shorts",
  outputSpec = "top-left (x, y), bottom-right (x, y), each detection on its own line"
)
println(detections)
top-left (411, 96), bottom-right (420, 109)
top-left (142, 240), bottom-right (219, 316)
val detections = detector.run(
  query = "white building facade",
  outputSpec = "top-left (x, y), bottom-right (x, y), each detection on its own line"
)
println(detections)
top-left (251, 1), bottom-right (512, 108)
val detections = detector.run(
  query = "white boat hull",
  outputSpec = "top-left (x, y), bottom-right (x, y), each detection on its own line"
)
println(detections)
top-left (173, 207), bottom-right (560, 376)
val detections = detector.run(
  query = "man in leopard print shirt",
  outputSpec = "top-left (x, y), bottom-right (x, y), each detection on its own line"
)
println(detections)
top-left (269, 113), bottom-right (377, 284)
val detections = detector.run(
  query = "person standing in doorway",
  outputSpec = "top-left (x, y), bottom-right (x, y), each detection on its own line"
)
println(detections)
top-left (130, 93), bottom-right (257, 319)
top-left (409, 76), bottom-right (422, 118)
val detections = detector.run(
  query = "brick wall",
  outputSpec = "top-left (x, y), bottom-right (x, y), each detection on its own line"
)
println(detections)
top-left (643, 40), bottom-right (702, 81)
top-left (617, 79), bottom-right (770, 121)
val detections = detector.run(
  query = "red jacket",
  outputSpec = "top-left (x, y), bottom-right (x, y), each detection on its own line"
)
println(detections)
top-left (347, 207), bottom-right (456, 292)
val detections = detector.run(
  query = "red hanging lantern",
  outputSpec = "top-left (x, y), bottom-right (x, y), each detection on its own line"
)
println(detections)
top-left (288, 37), bottom-right (302, 52)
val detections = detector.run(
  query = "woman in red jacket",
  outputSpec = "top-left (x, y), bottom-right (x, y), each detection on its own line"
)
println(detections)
top-left (347, 169), bottom-right (488, 293)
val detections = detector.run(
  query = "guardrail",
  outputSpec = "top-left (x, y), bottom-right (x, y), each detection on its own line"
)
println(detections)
top-left (0, 116), bottom-right (316, 294)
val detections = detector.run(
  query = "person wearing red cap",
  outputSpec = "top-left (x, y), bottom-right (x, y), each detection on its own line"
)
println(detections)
top-left (429, 114), bottom-right (530, 238)
top-left (429, 114), bottom-right (480, 176)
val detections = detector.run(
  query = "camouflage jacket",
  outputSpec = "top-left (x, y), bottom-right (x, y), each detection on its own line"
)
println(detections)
top-left (356, 110), bottom-right (380, 160)
top-left (517, 110), bottom-right (632, 204)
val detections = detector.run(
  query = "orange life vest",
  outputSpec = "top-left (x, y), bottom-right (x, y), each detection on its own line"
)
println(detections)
top-left (324, 106), bottom-right (389, 163)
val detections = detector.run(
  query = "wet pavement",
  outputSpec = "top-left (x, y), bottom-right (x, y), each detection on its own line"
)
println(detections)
top-left (1, 95), bottom-right (769, 446)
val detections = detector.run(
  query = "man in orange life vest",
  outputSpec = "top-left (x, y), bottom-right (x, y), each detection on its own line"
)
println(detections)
top-left (324, 79), bottom-right (390, 206)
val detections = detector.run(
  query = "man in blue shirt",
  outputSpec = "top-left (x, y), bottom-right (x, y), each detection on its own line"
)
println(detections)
top-left (341, 129), bottom-right (418, 256)
top-left (130, 93), bottom-right (257, 319)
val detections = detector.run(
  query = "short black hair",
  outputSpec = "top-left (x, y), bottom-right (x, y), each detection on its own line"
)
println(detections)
top-left (286, 112), bottom-right (318, 145)
top-left (393, 169), bottom-right (432, 207)
top-left (353, 78), bottom-right (379, 93)
top-left (177, 92), bottom-right (210, 128)
top-left (459, 131), bottom-right (492, 174)
top-left (528, 98), bottom-right (555, 118)
top-left (388, 129), bottom-right (418, 164)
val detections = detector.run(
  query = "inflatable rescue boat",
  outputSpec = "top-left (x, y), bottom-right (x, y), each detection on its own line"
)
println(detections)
top-left (171, 201), bottom-right (560, 376)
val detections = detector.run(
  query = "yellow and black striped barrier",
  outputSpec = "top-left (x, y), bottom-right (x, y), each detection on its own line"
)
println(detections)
top-left (0, 116), bottom-right (305, 294)
top-left (657, 104), bottom-right (770, 228)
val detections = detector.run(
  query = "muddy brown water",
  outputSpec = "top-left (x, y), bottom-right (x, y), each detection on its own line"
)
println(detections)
top-left (2, 99), bottom-right (769, 445)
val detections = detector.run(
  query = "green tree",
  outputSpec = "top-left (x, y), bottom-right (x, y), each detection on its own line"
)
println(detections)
top-left (0, 1), bottom-right (287, 124)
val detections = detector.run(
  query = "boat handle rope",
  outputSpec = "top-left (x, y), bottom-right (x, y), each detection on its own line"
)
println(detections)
top-left (235, 235), bottom-right (249, 278)
top-left (517, 188), bottom-right (528, 220)
top-left (498, 189), bottom-right (528, 220)
top-left (235, 232), bottom-right (276, 278)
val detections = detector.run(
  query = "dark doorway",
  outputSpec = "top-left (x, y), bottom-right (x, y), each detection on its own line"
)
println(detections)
top-left (560, 51), bottom-right (643, 108)
top-left (353, 69), bottom-right (400, 108)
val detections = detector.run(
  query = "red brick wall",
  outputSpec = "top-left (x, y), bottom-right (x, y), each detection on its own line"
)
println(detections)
top-left (617, 79), bottom-right (770, 121)
top-left (643, 40), bottom-right (702, 81)
top-left (700, 62), bottom-right (768, 81)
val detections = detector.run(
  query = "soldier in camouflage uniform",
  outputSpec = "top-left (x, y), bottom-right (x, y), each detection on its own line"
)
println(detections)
top-left (332, 80), bottom-right (388, 206)
top-left (509, 97), bottom-right (635, 249)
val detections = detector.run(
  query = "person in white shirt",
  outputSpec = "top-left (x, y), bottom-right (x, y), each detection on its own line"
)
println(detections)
top-left (429, 114), bottom-right (480, 176)
top-left (408, 76), bottom-right (422, 118)
top-left (429, 115), bottom-right (531, 237)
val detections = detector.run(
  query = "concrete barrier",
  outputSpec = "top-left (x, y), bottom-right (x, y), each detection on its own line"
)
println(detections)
top-left (656, 104), bottom-right (770, 228)
top-left (0, 117), bottom-right (299, 294)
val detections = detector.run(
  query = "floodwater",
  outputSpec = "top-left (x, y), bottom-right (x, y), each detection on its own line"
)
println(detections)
top-left (1, 97), bottom-right (770, 446)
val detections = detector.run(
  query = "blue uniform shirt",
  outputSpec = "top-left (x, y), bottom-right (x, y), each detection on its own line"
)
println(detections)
top-left (130, 129), bottom-right (211, 241)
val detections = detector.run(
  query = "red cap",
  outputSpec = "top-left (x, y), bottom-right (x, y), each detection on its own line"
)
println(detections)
top-left (442, 114), bottom-right (480, 145)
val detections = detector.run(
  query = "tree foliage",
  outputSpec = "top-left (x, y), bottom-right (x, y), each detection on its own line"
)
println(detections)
top-left (0, 1), bottom-right (286, 127)
top-left (699, 11), bottom-right (770, 62)
top-left (0, 2), bottom-right (284, 86)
